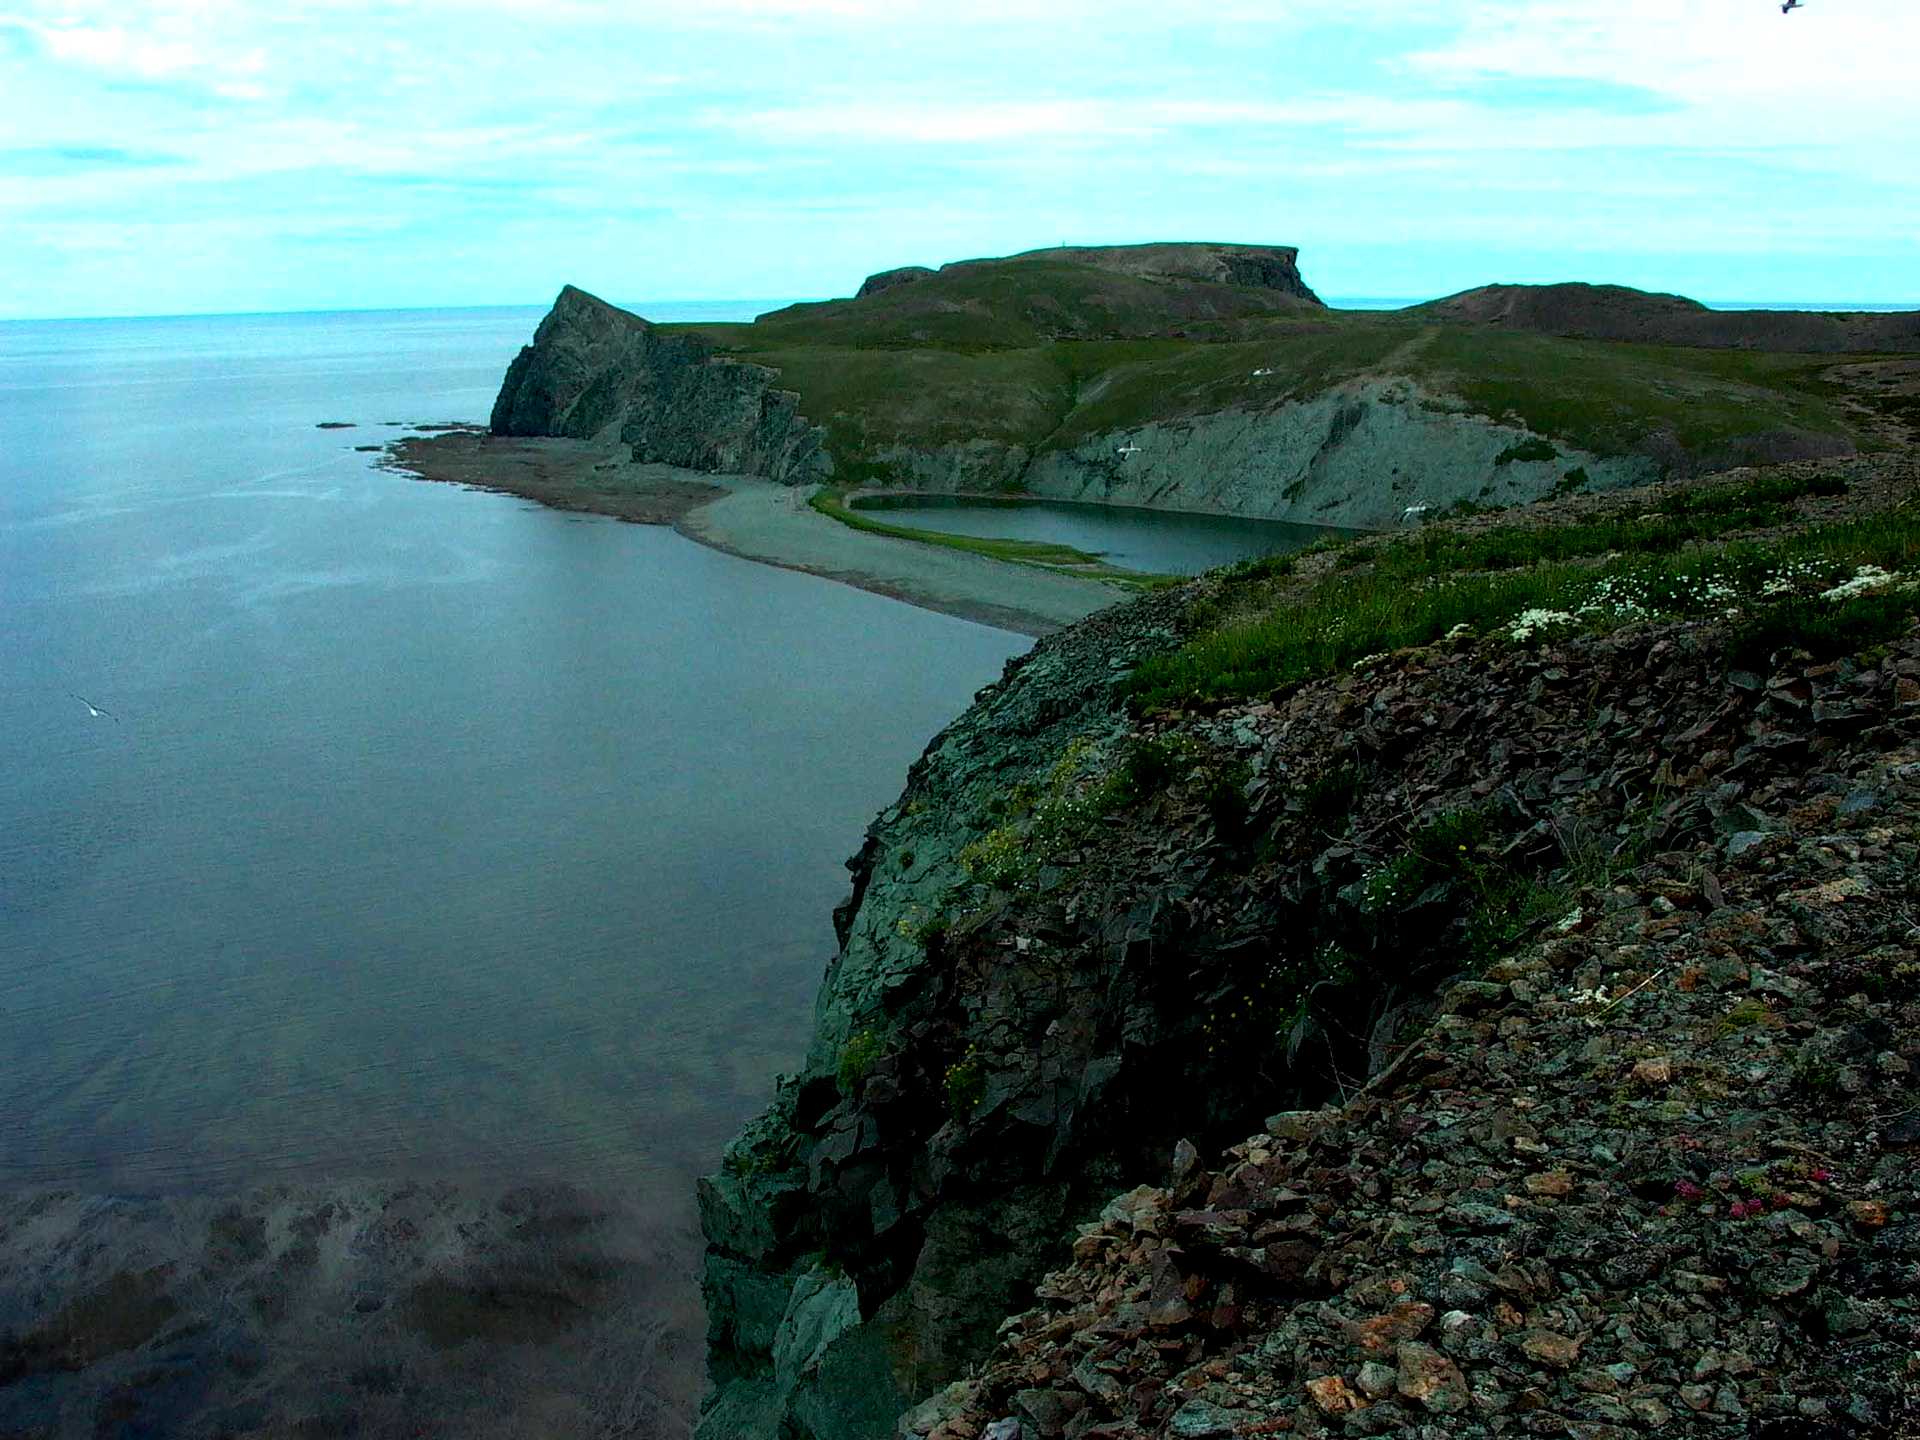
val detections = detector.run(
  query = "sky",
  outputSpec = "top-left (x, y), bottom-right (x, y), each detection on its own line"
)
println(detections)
top-left (1, 0), bottom-right (1916, 319)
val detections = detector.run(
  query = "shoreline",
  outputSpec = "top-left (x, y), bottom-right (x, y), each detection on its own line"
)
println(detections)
top-left (382, 428), bottom-right (726, 525)
top-left (384, 430), bottom-right (1128, 637)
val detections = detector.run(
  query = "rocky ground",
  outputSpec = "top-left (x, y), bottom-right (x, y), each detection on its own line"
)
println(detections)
top-left (699, 452), bottom-right (1920, 1439)
top-left (893, 484), bottom-right (1920, 1439)
top-left (912, 639), bottom-right (1920, 1437)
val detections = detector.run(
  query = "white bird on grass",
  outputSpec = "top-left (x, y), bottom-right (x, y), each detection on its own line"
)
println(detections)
top-left (71, 693), bottom-right (118, 722)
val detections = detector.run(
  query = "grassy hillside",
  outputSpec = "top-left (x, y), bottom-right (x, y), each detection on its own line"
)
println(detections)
top-left (656, 256), bottom-right (1913, 485)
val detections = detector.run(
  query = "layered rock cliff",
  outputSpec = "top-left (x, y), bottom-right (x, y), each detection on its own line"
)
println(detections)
top-left (698, 453), bottom-right (1920, 1438)
top-left (491, 285), bottom-right (831, 482)
top-left (871, 379), bottom-right (1665, 528)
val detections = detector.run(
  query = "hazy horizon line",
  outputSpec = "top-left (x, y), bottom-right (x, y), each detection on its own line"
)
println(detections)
top-left (7, 292), bottom-right (1919, 327)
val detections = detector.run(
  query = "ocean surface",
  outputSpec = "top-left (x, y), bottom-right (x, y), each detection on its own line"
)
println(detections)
top-left (0, 303), bottom-right (1028, 1196)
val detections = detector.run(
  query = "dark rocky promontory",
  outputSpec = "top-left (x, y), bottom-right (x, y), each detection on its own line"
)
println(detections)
top-left (491, 285), bottom-right (831, 483)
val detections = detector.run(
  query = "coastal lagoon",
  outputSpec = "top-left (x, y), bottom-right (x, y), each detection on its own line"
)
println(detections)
top-left (0, 304), bottom-right (1028, 1196)
top-left (851, 494), bottom-right (1351, 574)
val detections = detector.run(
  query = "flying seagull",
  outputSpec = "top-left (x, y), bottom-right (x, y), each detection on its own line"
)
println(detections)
top-left (1781, 1), bottom-right (1802, 11)
top-left (1116, 443), bottom-right (1143, 459)
top-left (72, 693), bottom-right (118, 722)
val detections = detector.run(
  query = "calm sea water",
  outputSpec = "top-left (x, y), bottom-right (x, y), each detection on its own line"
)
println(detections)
top-left (0, 304), bottom-right (1027, 1194)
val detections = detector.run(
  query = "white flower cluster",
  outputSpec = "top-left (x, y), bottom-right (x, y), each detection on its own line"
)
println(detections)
top-left (1576, 573), bottom-right (1653, 622)
top-left (1822, 564), bottom-right (1901, 602)
top-left (1506, 608), bottom-right (1578, 642)
top-left (1760, 560), bottom-right (1826, 597)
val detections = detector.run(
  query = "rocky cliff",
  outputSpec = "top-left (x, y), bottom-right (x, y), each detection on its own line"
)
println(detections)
top-left (866, 374), bottom-right (1866, 529)
top-left (698, 452), bottom-right (1920, 1438)
top-left (491, 285), bottom-right (831, 482)
top-left (871, 379), bottom-right (1666, 528)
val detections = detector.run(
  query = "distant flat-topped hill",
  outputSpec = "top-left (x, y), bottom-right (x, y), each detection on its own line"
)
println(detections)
top-left (1416, 281), bottom-right (1920, 352)
top-left (755, 242), bottom-right (1323, 350)
top-left (489, 247), bottom-right (1917, 529)
top-left (854, 242), bottom-right (1322, 304)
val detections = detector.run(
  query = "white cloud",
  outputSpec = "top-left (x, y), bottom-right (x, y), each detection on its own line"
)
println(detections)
top-left (0, 0), bottom-right (1914, 316)
top-left (1409, 0), bottom-right (1919, 134)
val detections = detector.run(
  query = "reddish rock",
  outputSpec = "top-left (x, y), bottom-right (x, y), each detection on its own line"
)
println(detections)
top-left (1344, 1301), bottom-right (1435, 1355)
top-left (1303, 1375), bottom-right (1361, 1415)
top-left (1517, 1329), bottom-right (1583, 1369)
top-left (1394, 1341), bottom-right (1470, 1413)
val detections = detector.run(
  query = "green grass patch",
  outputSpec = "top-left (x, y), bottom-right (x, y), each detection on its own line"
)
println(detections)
top-left (1728, 590), bottom-right (1920, 671)
top-left (1414, 329), bottom-right (1861, 459)
top-left (1130, 494), bottom-right (1920, 710)
top-left (1131, 564), bottom-right (1587, 706)
top-left (1348, 806), bottom-right (1574, 968)
top-left (811, 487), bottom-right (1101, 566)
top-left (809, 488), bottom-right (1177, 586)
top-left (837, 1029), bottom-right (884, 1094)
top-left (1494, 437), bottom-right (1559, 466)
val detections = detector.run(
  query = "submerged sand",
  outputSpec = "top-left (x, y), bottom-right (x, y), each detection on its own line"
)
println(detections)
top-left (0, 1180), bottom-right (703, 1438)
top-left (386, 430), bottom-right (1126, 636)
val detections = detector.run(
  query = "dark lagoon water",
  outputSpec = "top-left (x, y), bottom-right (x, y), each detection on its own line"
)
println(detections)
top-left (0, 304), bottom-right (1028, 1195)
top-left (852, 494), bottom-right (1351, 575)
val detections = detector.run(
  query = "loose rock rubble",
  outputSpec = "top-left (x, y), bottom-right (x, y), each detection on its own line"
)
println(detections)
top-left (908, 626), bottom-right (1920, 1437)
top-left (701, 455), bottom-right (1920, 1439)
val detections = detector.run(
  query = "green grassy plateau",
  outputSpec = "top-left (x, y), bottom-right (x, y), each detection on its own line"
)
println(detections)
top-left (656, 255), bottom-right (1911, 480)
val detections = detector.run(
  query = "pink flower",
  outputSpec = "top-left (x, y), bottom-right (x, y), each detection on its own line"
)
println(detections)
top-left (1729, 1201), bottom-right (1753, 1220)
top-left (1674, 1180), bottom-right (1705, 1201)
top-left (1810, 1167), bottom-right (1832, 1183)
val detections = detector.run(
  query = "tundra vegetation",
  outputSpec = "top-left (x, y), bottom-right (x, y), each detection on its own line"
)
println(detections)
top-left (667, 258), bottom-right (1887, 484)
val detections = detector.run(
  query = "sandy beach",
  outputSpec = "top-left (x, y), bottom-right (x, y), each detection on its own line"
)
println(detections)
top-left (387, 430), bottom-right (1127, 637)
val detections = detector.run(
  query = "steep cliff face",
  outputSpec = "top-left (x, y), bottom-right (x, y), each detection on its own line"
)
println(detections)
top-left (867, 377), bottom-right (1860, 527)
top-left (1021, 383), bottom-right (1653, 526)
top-left (870, 380), bottom-right (1666, 526)
top-left (491, 286), bottom-right (832, 483)
top-left (696, 593), bottom-right (1205, 1439)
